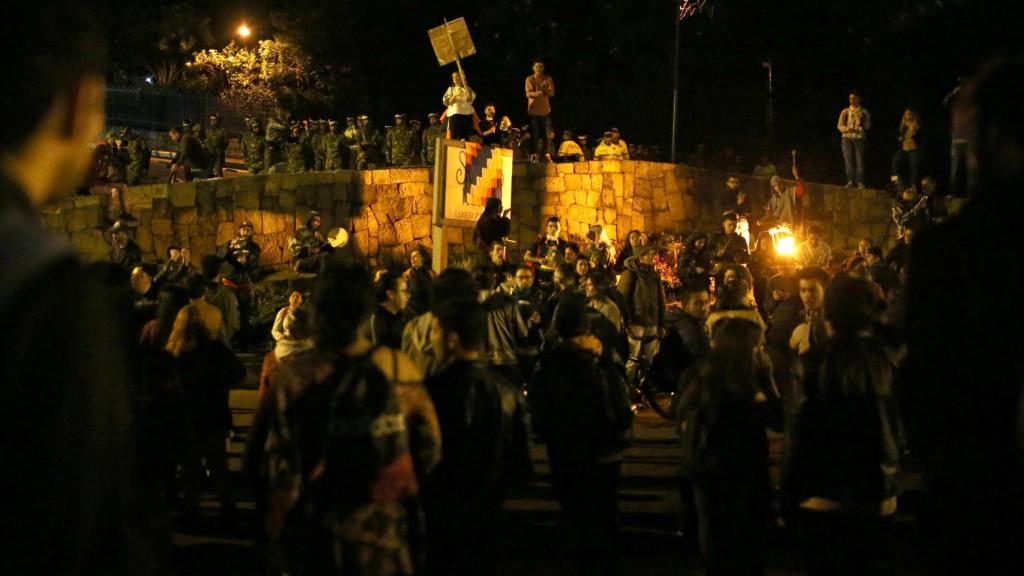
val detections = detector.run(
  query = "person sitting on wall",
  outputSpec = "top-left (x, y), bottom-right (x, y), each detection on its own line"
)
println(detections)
top-left (288, 211), bottom-right (332, 273)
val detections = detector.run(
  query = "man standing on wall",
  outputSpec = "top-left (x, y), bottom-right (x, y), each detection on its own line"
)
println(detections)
top-left (525, 59), bottom-right (556, 163)
top-left (837, 91), bottom-right (872, 189)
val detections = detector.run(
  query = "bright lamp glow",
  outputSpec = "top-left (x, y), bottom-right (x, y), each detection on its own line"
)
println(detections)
top-left (237, 24), bottom-right (251, 38)
top-left (770, 225), bottom-right (796, 257)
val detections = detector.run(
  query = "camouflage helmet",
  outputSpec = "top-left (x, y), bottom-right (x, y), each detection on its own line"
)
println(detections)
top-left (394, 113), bottom-right (405, 119)
top-left (239, 220), bottom-right (255, 231)
top-left (357, 114), bottom-right (369, 120)
top-left (427, 112), bottom-right (440, 119)
top-left (328, 119), bottom-right (339, 126)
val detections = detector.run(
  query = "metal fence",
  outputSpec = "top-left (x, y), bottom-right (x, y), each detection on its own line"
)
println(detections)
top-left (105, 87), bottom-right (273, 134)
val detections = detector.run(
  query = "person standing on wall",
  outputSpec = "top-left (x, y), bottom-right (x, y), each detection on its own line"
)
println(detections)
top-left (525, 59), bottom-right (556, 162)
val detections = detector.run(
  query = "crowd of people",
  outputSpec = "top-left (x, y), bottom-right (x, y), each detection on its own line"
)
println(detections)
top-left (4, 5), bottom-right (1024, 576)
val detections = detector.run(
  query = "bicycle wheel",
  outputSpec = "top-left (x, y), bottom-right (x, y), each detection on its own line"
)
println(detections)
top-left (643, 379), bottom-right (677, 420)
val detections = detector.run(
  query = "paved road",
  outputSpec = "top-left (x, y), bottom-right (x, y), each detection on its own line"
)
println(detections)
top-left (167, 361), bottom-right (923, 575)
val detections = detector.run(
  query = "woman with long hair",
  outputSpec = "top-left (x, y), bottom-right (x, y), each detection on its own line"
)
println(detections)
top-left (166, 305), bottom-right (246, 523)
top-left (891, 107), bottom-right (922, 188)
top-left (785, 277), bottom-right (903, 576)
top-left (677, 318), bottom-right (783, 576)
top-left (442, 71), bottom-right (476, 141)
top-left (613, 229), bottom-right (643, 273)
top-left (473, 197), bottom-right (511, 256)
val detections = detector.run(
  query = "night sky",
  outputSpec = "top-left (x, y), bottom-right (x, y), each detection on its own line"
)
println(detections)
top-left (106, 0), bottom-right (1020, 186)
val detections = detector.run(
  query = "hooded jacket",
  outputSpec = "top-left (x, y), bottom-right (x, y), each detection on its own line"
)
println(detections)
top-left (617, 256), bottom-right (666, 328)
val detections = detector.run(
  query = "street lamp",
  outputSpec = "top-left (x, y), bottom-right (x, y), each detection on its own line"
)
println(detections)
top-left (237, 23), bottom-right (252, 39)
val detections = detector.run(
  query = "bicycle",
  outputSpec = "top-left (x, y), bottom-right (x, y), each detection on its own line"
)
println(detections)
top-left (627, 333), bottom-right (677, 420)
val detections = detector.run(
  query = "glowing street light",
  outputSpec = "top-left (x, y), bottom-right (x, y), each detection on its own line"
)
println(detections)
top-left (237, 23), bottom-right (252, 39)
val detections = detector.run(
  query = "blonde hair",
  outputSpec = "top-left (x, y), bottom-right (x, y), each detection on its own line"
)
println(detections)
top-left (165, 305), bottom-right (204, 358)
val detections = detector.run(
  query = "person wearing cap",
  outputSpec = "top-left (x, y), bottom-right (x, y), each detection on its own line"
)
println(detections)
top-left (556, 129), bottom-right (584, 162)
top-left (288, 211), bottom-right (332, 272)
top-left (284, 123), bottom-right (309, 173)
top-left (342, 116), bottom-right (360, 169)
top-left (221, 220), bottom-right (262, 284)
top-left (594, 131), bottom-right (625, 160)
top-left (264, 104), bottom-right (291, 171)
top-left (709, 211), bottom-right (751, 269)
top-left (443, 71), bottom-right (477, 141)
top-left (241, 119), bottom-right (266, 174)
top-left (577, 134), bottom-right (592, 160)
top-left (525, 59), bottom-right (555, 162)
top-left (310, 119), bottom-right (327, 171)
top-left (356, 115), bottom-right (384, 169)
top-left (763, 160), bottom-right (804, 227)
top-left (422, 112), bottom-right (444, 165)
top-left (386, 113), bottom-right (416, 166)
top-left (609, 128), bottom-right (630, 160)
top-left (204, 113), bottom-right (228, 177)
top-left (169, 125), bottom-right (207, 182)
top-left (616, 242), bottom-right (666, 388)
top-left (322, 119), bottom-right (345, 171)
top-left (109, 220), bottom-right (142, 272)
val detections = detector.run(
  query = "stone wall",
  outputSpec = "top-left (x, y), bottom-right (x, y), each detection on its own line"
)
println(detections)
top-left (43, 162), bottom-right (899, 267)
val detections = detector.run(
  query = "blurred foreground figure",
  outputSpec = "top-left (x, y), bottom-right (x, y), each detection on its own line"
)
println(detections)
top-left (0, 3), bottom-right (149, 573)
top-left (904, 58), bottom-right (1024, 575)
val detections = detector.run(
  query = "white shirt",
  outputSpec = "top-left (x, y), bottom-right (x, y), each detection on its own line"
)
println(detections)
top-left (443, 85), bottom-right (476, 116)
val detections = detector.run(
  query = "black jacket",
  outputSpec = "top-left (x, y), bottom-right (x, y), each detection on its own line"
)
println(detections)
top-left (422, 360), bottom-right (532, 542)
top-left (530, 340), bottom-right (633, 462)
top-left (709, 231), bottom-right (750, 265)
top-left (785, 336), bottom-right (903, 510)
top-left (175, 338), bottom-right (246, 434)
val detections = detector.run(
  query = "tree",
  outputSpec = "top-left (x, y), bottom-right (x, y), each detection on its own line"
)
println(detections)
top-left (107, 1), bottom-right (214, 87)
top-left (183, 37), bottom-right (325, 115)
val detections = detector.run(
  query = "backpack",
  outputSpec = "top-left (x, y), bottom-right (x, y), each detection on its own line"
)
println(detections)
top-left (279, 349), bottom-right (419, 572)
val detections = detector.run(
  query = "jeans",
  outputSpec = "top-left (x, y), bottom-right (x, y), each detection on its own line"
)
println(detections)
top-left (891, 148), bottom-right (921, 188)
top-left (841, 138), bottom-right (865, 185)
top-left (626, 324), bottom-right (660, 388)
top-left (693, 481), bottom-right (769, 576)
top-left (529, 114), bottom-right (553, 158)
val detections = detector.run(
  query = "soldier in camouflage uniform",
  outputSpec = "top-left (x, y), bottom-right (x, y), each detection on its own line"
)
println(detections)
top-left (311, 119), bottom-right (327, 171)
top-left (265, 106), bottom-right (290, 171)
top-left (288, 211), bottom-right (331, 272)
top-left (124, 128), bottom-right (149, 185)
top-left (204, 114), bottom-right (228, 177)
top-left (322, 119), bottom-right (345, 171)
top-left (385, 114), bottom-right (416, 167)
top-left (169, 125), bottom-right (206, 182)
top-left (409, 118), bottom-right (424, 165)
top-left (422, 112), bottom-right (444, 166)
top-left (284, 123), bottom-right (309, 173)
top-left (342, 116), bottom-right (360, 169)
top-left (356, 115), bottom-right (384, 169)
top-left (241, 120), bottom-right (266, 174)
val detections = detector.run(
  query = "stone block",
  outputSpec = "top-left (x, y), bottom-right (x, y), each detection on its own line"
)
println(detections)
top-left (153, 235), bottom-right (176, 259)
top-left (214, 196), bottom-right (234, 222)
top-left (591, 174), bottom-right (603, 190)
top-left (396, 219), bottom-right (414, 245)
top-left (259, 194), bottom-right (280, 212)
top-left (174, 207), bottom-right (197, 226)
top-left (190, 235), bottom-right (216, 260)
top-left (579, 206), bottom-right (597, 224)
top-left (262, 212), bottom-right (291, 235)
top-left (601, 208), bottom-right (617, 225)
top-left (665, 174), bottom-right (680, 195)
top-left (276, 188), bottom-right (295, 211)
top-left (41, 212), bottom-right (65, 234)
top-left (574, 161), bottom-right (590, 173)
top-left (668, 195), bottom-right (685, 216)
top-left (235, 186), bottom-right (259, 210)
top-left (124, 186), bottom-right (154, 212)
top-left (414, 195), bottom-right (434, 215)
top-left (264, 176), bottom-right (281, 196)
top-left (655, 211), bottom-right (676, 231)
top-left (65, 205), bottom-right (101, 233)
top-left (513, 163), bottom-right (528, 177)
top-left (611, 174), bottom-right (624, 197)
top-left (586, 189), bottom-right (600, 208)
top-left (634, 197), bottom-right (653, 213)
top-left (73, 195), bottom-right (102, 208)
top-left (296, 186), bottom-right (316, 207)
top-left (602, 189), bottom-right (616, 208)
top-left (400, 182), bottom-right (433, 198)
top-left (371, 170), bottom-right (393, 185)
top-left (366, 207), bottom-right (380, 237)
top-left (151, 184), bottom-right (169, 199)
top-left (168, 182), bottom-right (197, 207)
top-left (316, 186), bottom-right (334, 210)
top-left (195, 180), bottom-right (214, 209)
top-left (151, 219), bottom-right (174, 236)
top-left (333, 171), bottom-right (354, 184)
top-left (281, 173), bottom-right (300, 191)
top-left (601, 161), bottom-right (621, 174)
top-left (196, 216), bottom-right (217, 236)
top-left (543, 176), bottom-right (566, 193)
top-left (412, 215), bottom-right (432, 239)
top-left (136, 222), bottom-right (154, 254)
top-left (564, 174), bottom-right (582, 191)
top-left (556, 163), bottom-right (574, 174)
top-left (69, 229), bottom-right (109, 257)
top-left (332, 183), bottom-right (351, 202)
